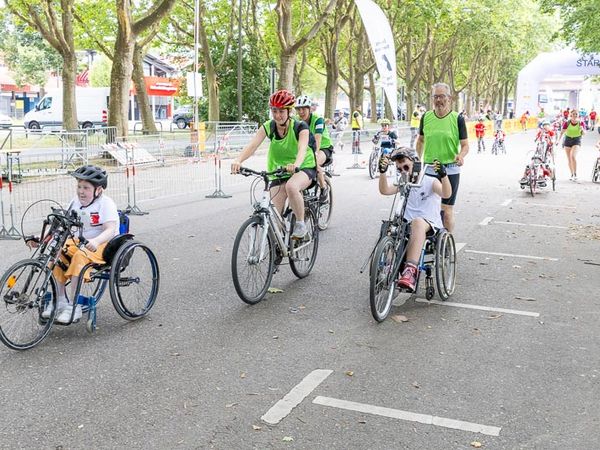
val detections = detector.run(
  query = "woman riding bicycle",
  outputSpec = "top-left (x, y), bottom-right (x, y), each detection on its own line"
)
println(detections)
top-left (231, 89), bottom-right (316, 239)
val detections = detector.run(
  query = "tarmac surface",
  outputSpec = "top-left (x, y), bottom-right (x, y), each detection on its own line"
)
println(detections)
top-left (0, 128), bottom-right (599, 449)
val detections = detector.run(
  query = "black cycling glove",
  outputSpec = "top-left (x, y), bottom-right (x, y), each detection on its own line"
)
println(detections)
top-left (433, 160), bottom-right (447, 178)
top-left (378, 155), bottom-right (390, 173)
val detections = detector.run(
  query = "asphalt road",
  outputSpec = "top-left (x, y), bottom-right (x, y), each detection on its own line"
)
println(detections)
top-left (0, 129), bottom-right (599, 449)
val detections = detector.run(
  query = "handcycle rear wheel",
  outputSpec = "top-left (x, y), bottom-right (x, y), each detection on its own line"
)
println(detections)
top-left (290, 208), bottom-right (319, 278)
top-left (109, 241), bottom-right (160, 320)
top-left (435, 232), bottom-right (456, 300)
top-left (0, 259), bottom-right (57, 350)
top-left (317, 177), bottom-right (333, 231)
top-left (369, 236), bottom-right (400, 322)
top-left (231, 216), bottom-right (275, 304)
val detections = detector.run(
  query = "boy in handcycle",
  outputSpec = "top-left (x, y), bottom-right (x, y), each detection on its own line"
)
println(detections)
top-left (377, 148), bottom-right (452, 291)
top-left (231, 89), bottom-right (316, 239)
top-left (25, 165), bottom-right (118, 323)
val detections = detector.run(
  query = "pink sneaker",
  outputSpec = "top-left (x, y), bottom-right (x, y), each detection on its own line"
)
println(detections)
top-left (398, 264), bottom-right (418, 292)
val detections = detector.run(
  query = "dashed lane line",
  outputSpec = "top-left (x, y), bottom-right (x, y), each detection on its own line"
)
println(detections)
top-left (313, 396), bottom-right (502, 437)
top-left (514, 202), bottom-right (576, 210)
top-left (261, 369), bottom-right (332, 425)
top-left (492, 221), bottom-right (568, 230)
top-left (500, 199), bottom-right (513, 206)
top-left (415, 298), bottom-right (540, 318)
top-left (464, 250), bottom-right (559, 261)
top-left (479, 216), bottom-right (494, 226)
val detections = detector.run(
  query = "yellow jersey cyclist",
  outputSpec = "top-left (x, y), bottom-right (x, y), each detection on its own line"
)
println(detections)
top-left (231, 89), bottom-right (317, 239)
top-left (295, 95), bottom-right (333, 201)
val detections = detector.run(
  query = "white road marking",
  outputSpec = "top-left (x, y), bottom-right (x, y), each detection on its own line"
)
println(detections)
top-left (415, 299), bottom-right (540, 318)
top-left (464, 250), bottom-right (558, 261)
top-left (500, 199), bottom-right (513, 206)
top-left (261, 369), bottom-right (332, 425)
top-left (516, 202), bottom-right (576, 210)
top-left (455, 242), bottom-right (466, 253)
top-left (479, 216), bottom-right (494, 226)
top-left (313, 396), bottom-right (501, 437)
top-left (492, 221), bottom-right (568, 230)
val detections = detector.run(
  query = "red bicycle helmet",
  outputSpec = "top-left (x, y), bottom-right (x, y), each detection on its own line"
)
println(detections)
top-left (269, 89), bottom-right (295, 109)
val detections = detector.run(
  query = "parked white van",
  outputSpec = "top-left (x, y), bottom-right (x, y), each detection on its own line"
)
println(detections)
top-left (24, 87), bottom-right (110, 130)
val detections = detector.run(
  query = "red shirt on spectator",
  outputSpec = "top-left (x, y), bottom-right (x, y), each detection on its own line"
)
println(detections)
top-left (475, 122), bottom-right (485, 138)
top-left (590, 111), bottom-right (597, 120)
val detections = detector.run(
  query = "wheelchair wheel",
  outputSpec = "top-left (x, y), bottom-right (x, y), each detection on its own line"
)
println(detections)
top-left (369, 236), bottom-right (398, 322)
top-left (290, 208), bottom-right (319, 279)
top-left (0, 259), bottom-right (57, 350)
top-left (109, 241), bottom-right (159, 320)
top-left (317, 177), bottom-right (333, 231)
top-left (435, 232), bottom-right (456, 301)
top-left (232, 216), bottom-right (275, 304)
top-left (368, 150), bottom-right (379, 179)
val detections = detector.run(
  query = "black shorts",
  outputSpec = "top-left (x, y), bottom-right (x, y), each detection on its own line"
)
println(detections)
top-left (442, 173), bottom-right (460, 206)
top-left (269, 168), bottom-right (317, 188)
top-left (318, 147), bottom-right (333, 166)
top-left (563, 136), bottom-right (581, 148)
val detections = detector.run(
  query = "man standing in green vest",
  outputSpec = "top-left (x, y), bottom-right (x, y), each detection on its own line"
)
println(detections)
top-left (416, 83), bottom-right (469, 232)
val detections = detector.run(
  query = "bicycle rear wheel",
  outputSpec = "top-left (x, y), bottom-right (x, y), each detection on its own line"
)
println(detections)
top-left (232, 216), bottom-right (275, 304)
top-left (435, 232), bottom-right (456, 300)
top-left (317, 177), bottom-right (333, 231)
top-left (290, 208), bottom-right (319, 278)
top-left (109, 241), bottom-right (160, 320)
top-left (0, 259), bottom-right (56, 350)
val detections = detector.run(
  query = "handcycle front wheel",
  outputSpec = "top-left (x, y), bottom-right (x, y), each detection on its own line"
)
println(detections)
top-left (289, 207), bottom-right (319, 279)
top-left (231, 216), bottom-right (275, 305)
top-left (592, 159), bottom-right (600, 183)
top-left (435, 232), bottom-right (457, 300)
top-left (369, 236), bottom-right (400, 322)
top-left (0, 259), bottom-right (57, 350)
top-left (317, 177), bottom-right (333, 231)
top-left (109, 241), bottom-right (160, 320)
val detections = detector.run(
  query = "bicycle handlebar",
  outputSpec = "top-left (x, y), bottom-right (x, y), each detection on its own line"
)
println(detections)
top-left (238, 166), bottom-right (292, 179)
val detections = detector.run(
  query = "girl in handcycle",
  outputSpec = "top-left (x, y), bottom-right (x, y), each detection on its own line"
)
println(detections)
top-left (231, 89), bottom-right (316, 239)
top-left (378, 149), bottom-right (452, 292)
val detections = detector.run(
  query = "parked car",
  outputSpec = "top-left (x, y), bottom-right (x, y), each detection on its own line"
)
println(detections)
top-left (0, 113), bottom-right (12, 129)
top-left (172, 105), bottom-right (193, 129)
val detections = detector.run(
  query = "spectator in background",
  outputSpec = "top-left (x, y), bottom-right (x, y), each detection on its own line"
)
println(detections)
top-left (410, 105), bottom-right (422, 148)
top-left (351, 106), bottom-right (364, 155)
top-left (589, 108), bottom-right (596, 131)
top-left (495, 110), bottom-right (503, 130)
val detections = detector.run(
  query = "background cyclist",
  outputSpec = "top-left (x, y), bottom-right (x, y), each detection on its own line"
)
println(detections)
top-left (295, 95), bottom-right (333, 201)
top-left (231, 90), bottom-right (316, 239)
top-left (372, 118), bottom-right (398, 156)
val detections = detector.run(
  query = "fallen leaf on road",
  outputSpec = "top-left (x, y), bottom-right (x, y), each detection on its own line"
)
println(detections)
top-left (252, 425), bottom-right (262, 431)
top-left (515, 296), bottom-right (536, 301)
top-left (215, 246), bottom-right (222, 252)
top-left (512, 265), bottom-right (521, 269)
top-left (391, 314), bottom-right (409, 323)
top-left (226, 402), bottom-right (238, 408)
top-left (471, 442), bottom-right (482, 448)
top-left (289, 307), bottom-right (299, 313)
top-left (328, 329), bottom-right (334, 334)
top-left (272, 335), bottom-right (279, 339)
top-left (412, 381), bottom-right (420, 389)
top-left (171, 352), bottom-right (181, 357)
top-left (487, 314), bottom-right (503, 320)
top-left (268, 287), bottom-right (284, 293)
top-left (358, 420), bottom-right (367, 424)
top-left (345, 371), bottom-right (354, 377)
top-left (282, 436), bottom-right (294, 442)
top-left (240, 372), bottom-right (246, 379)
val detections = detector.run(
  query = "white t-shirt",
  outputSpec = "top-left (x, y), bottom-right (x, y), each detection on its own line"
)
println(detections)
top-left (402, 174), bottom-right (443, 229)
top-left (68, 195), bottom-right (119, 241)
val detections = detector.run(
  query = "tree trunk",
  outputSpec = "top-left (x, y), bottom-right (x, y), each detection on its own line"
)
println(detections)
top-left (324, 60), bottom-right (338, 119)
top-left (132, 43), bottom-right (157, 134)
top-left (278, 51), bottom-right (296, 90)
top-left (109, 32), bottom-right (135, 137)
top-left (62, 53), bottom-right (78, 131)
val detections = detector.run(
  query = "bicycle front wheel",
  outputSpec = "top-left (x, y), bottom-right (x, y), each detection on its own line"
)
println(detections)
top-left (368, 150), bottom-right (378, 179)
top-left (232, 216), bottom-right (275, 304)
top-left (0, 259), bottom-right (57, 350)
top-left (317, 177), bottom-right (333, 231)
top-left (290, 208), bottom-right (319, 278)
top-left (369, 236), bottom-right (398, 322)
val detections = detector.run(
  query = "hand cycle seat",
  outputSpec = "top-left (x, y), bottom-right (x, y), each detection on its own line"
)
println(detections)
top-left (101, 233), bottom-right (134, 267)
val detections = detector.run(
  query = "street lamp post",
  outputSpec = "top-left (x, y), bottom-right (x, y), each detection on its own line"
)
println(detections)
top-left (237, 0), bottom-right (243, 120)
top-left (193, 0), bottom-right (200, 137)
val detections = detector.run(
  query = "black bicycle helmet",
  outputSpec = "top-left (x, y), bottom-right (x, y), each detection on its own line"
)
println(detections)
top-left (390, 147), bottom-right (419, 162)
top-left (71, 165), bottom-right (108, 189)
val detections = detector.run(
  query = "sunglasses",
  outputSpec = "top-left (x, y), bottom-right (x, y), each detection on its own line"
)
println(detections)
top-left (398, 163), bottom-right (411, 172)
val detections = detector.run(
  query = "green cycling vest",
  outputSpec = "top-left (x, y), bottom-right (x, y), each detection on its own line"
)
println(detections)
top-left (263, 118), bottom-right (316, 178)
top-left (565, 121), bottom-right (583, 138)
top-left (308, 113), bottom-right (332, 149)
top-left (422, 110), bottom-right (460, 165)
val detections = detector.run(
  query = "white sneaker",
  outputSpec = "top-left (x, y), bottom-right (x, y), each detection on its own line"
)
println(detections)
top-left (292, 221), bottom-right (307, 239)
top-left (572, 175), bottom-right (578, 182)
top-left (55, 304), bottom-right (82, 324)
top-left (41, 298), bottom-right (67, 319)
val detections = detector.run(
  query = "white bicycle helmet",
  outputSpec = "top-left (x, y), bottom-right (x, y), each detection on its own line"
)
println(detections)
top-left (295, 95), bottom-right (312, 108)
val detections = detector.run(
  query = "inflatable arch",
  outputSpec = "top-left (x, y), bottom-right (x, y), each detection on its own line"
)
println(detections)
top-left (515, 49), bottom-right (600, 115)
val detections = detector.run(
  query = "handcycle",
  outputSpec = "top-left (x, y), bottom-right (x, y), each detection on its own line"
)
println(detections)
top-left (491, 132), bottom-right (506, 155)
top-left (231, 167), bottom-right (319, 304)
top-left (368, 135), bottom-right (395, 179)
top-left (0, 205), bottom-right (159, 350)
top-left (520, 139), bottom-right (555, 196)
top-left (363, 165), bottom-right (457, 322)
